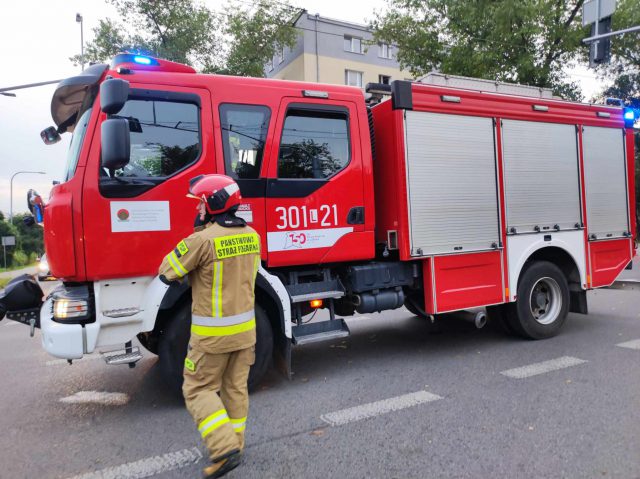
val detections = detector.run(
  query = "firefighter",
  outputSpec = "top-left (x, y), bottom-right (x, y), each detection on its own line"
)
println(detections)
top-left (158, 174), bottom-right (260, 479)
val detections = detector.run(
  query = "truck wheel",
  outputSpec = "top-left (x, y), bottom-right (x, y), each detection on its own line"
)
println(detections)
top-left (485, 304), bottom-right (516, 335)
top-left (404, 293), bottom-right (429, 319)
top-left (158, 300), bottom-right (274, 397)
top-left (510, 261), bottom-right (570, 339)
top-left (248, 304), bottom-right (273, 392)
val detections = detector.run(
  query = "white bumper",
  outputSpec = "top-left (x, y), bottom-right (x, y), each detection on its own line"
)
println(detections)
top-left (39, 276), bottom-right (169, 360)
top-left (40, 297), bottom-right (84, 359)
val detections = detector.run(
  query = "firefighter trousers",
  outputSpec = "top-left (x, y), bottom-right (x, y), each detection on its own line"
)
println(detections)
top-left (182, 344), bottom-right (255, 461)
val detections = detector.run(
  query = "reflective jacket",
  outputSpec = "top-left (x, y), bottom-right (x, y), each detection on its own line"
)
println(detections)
top-left (159, 221), bottom-right (260, 353)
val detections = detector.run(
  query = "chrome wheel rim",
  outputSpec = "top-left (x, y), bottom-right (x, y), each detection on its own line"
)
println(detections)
top-left (529, 277), bottom-right (562, 325)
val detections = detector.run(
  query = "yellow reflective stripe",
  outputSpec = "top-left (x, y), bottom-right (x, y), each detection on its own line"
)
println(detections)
top-left (198, 409), bottom-right (230, 438)
top-left (214, 233), bottom-right (260, 259)
top-left (184, 358), bottom-right (195, 372)
top-left (166, 253), bottom-right (184, 278)
top-left (230, 417), bottom-right (246, 432)
top-left (170, 251), bottom-right (188, 276)
top-left (191, 318), bottom-right (256, 337)
top-left (211, 262), bottom-right (223, 317)
top-left (218, 262), bottom-right (223, 317)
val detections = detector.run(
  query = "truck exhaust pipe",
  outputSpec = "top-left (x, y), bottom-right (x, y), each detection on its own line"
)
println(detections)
top-left (457, 310), bottom-right (487, 329)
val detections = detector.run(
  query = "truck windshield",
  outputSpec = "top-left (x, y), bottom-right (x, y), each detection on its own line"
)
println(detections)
top-left (64, 107), bottom-right (93, 181)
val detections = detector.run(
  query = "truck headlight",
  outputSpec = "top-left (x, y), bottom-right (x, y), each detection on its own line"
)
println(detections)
top-left (51, 285), bottom-right (94, 324)
top-left (53, 299), bottom-right (88, 319)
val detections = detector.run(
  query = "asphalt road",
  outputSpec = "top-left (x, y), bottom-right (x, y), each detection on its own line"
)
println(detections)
top-left (1, 268), bottom-right (639, 479)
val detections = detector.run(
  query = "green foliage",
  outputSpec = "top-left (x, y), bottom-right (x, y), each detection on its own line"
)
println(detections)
top-left (0, 214), bottom-right (43, 268)
top-left (0, 218), bottom-right (19, 267)
top-left (13, 213), bottom-right (44, 259)
top-left (11, 250), bottom-right (28, 267)
top-left (372, 0), bottom-right (588, 100)
top-left (71, 0), bottom-right (221, 70)
top-left (222, 1), bottom-right (299, 77)
top-left (71, 0), bottom-right (300, 77)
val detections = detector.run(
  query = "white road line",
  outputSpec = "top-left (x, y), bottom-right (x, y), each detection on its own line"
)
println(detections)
top-left (66, 447), bottom-right (203, 479)
top-left (345, 316), bottom-right (371, 324)
top-left (320, 390), bottom-right (442, 426)
top-left (616, 339), bottom-right (640, 350)
top-left (500, 356), bottom-right (587, 379)
top-left (59, 391), bottom-right (129, 406)
top-left (46, 355), bottom-right (103, 366)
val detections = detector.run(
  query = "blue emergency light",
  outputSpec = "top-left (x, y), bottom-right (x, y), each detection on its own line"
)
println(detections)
top-left (623, 108), bottom-right (636, 127)
top-left (133, 56), bottom-right (152, 65)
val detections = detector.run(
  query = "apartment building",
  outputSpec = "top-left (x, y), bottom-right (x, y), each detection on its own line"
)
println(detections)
top-left (265, 11), bottom-right (413, 88)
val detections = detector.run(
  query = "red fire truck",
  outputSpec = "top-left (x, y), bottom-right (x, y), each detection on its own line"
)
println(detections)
top-left (0, 54), bottom-right (636, 392)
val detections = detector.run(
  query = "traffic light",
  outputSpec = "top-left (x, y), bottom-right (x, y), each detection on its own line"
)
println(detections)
top-left (589, 17), bottom-right (612, 66)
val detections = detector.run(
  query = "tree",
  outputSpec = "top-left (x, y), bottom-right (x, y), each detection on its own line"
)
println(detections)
top-left (0, 218), bottom-right (20, 268)
top-left (372, 0), bottom-right (589, 100)
top-left (71, 0), bottom-right (299, 77)
top-left (222, 1), bottom-right (299, 77)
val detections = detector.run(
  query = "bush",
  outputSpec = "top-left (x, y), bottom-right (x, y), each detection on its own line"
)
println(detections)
top-left (12, 250), bottom-right (29, 267)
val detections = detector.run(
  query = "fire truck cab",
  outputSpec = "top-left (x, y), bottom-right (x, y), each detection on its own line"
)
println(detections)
top-left (0, 54), bottom-right (635, 392)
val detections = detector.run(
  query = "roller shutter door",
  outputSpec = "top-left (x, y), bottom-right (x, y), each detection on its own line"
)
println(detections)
top-left (404, 111), bottom-right (500, 255)
top-left (502, 120), bottom-right (581, 233)
top-left (583, 126), bottom-right (629, 239)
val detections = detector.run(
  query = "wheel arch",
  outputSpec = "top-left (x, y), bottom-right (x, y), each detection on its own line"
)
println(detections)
top-left (513, 244), bottom-right (588, 314)
top-left (256, 267), bottom-right (292, 380)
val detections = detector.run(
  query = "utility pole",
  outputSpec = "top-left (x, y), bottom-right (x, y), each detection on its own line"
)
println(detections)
top-left (76, 13), bottom-right (85, 71)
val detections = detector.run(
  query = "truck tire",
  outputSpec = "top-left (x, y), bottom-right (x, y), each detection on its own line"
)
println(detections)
top-left (404, 293), bottom-right (429, 319)
top-left (249, 304), bottom-right (273, 392)
top-left (510, 261), bottom-right (570, 339)
top-left (485, 304), bottom-right (516, 335)
top-left (158, 300), bottom-right (274, 398)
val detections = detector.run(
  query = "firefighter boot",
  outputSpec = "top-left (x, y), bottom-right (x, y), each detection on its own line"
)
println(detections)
top-left (202, 450), bottom-right (242, 479)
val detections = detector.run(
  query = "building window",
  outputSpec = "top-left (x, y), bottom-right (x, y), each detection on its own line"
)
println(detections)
top-left (220, 104), bottom-right (271, 179)
top-left (345, 70), bottom-right (363, 88)
top-left (344, 35), bottom-right (364, 54)
top-left (378, 42), bottom-right (392, 59)
top-left (378, 75), bottom-right (391, 85)
top-left (278, 108), bottom-right (350, 179)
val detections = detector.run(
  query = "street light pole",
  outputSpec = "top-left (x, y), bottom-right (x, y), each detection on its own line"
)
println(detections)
top-left (76, 13), bottom-right (84, 71)
top-left (10, 171), bottom-right (46, 224)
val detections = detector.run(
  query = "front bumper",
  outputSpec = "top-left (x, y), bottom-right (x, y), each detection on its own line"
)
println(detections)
top-left (40, 298), bottom-right (84, 359)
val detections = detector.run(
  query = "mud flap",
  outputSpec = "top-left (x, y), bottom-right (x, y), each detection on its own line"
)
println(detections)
top-left (274, 333), bottom-right (292, 380)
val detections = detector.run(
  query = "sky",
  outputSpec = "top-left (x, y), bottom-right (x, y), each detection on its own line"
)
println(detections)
top-left (0, 0), bottom-right (606, 217)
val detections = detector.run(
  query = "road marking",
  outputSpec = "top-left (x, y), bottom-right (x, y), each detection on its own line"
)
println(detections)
top-left (59, 391), bottom-right (129, 406)
top-left (66, 447), bottom-right (203, 479)
top-left (320, 390), bottom-right (442, 426)
top-left (46, 355), bottom-right (103, 366)
top-left (616, 339), bottom-right (640, 350)
top-left (500, 356), bottom-right (587, 379)
top-left (345, 316), bottom-right (371, 324)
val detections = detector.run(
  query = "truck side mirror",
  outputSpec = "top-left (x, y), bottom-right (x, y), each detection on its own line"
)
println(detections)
top-left (26, 189), bottom-right (44, 223)
top-left (40, 126), bottom-right (61, 145)
top-left (100, 78), bottom-right (129, 115)
top-left (101, 118), bottom-right (130, 170)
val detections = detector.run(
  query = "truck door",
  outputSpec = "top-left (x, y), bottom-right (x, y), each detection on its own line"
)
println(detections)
top-left (82, 84), bottom-right (214, 279)
top-left (265, 98), bottom-right (372, 267)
